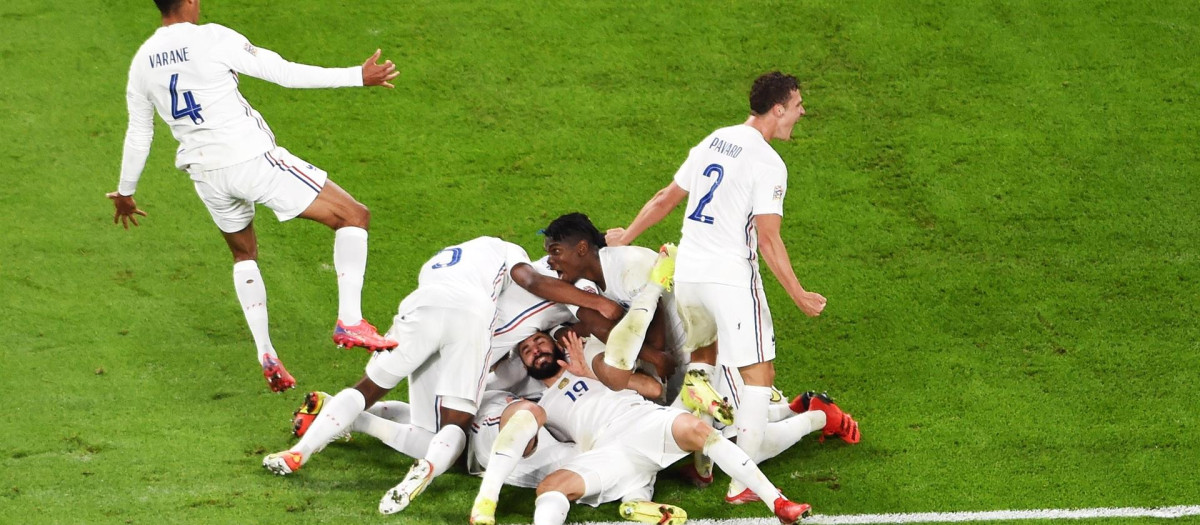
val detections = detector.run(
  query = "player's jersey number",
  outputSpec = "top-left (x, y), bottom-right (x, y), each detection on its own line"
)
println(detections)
top-left (563, 380), bottom-right (589, 401)
top-left (430, 247), bottom-right (463, 269)
top-left (169, 74), bottom-right (204, 124)
top-left (686, 163), bottom-right (724, 225)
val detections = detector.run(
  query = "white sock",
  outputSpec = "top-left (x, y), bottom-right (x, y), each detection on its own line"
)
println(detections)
top-left (768, 402), bottom-right (796, 422)
top-left (603, 284), bottom-right (664, 370)
top-left (232, 260), bottom-right (273, 361)
top-left (333, 226), bottom-right (368, 324)
top-left (757, 411), bottom-right (826, 462)
top-left (366, 400), bottom-right (411, 422)
top-left (294, 388), bottom-right (366, 459)
top-left (533, 491), bottom-right (571, 525)
top-left (704, 433), bottom-right (780, 514)
top-left (423, 425), bottom-right (466, 477)
top-left (477, 410), bottom-right (539, 502)
top-left (350, 412), bottom-right (435, 457)
top-left (735, 385), bottom-right (772, 465)
top-left (688, 361), bottom-right (716, 377)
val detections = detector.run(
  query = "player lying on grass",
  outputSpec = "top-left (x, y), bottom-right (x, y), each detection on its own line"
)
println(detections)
top-left (111, 0), bottom-right (404, 392)
top-left (262, 237), bottom-right (622, 515)
top-left (474, 329), bottom-right (817, 525)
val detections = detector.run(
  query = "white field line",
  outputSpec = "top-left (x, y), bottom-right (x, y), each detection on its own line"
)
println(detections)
top-left (576, 505), bottom-right (1200, 525)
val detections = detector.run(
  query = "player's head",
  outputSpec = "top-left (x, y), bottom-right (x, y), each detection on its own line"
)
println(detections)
top-left (518, 332), bottom-right (565, 380)
top-left (542, 212), bottom-right (605, 283)
top-left (154, 0), bottom-right (200, 21)
top-left (749, 72), bottom-right (805, 140)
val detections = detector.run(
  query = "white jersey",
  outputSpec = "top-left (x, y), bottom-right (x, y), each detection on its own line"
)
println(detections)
top-left (569, 246), bottom-right (656, 311)
top-left (120, 22), bottom-right (362, 194)
top-left (414, 237), bottom-right (531, 319)
top-left (673, 124), bottom-right (787, 287)
top-left (538, 372), bottom-right (674, 452)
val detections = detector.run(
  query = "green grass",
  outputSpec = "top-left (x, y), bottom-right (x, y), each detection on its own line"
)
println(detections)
top-left (2, 0), bottom-right (1198, 523)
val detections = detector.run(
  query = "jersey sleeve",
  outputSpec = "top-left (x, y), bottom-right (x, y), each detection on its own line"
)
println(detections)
top-left (211, 25), bottom-right (362, 89)
top-left (118, 58), bottom-right (155, 196)
top-left (671, 146), bottom-right (702, 191)
top-left (751, 161), bottom-right (787, 217)
top-left (503, 242), bottom-right (532, 268)
top-left (564, 279), bottom-right (601, 317)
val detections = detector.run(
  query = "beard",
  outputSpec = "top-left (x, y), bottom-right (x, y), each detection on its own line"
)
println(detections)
top-left (526, 347), bottom-right (566, 380)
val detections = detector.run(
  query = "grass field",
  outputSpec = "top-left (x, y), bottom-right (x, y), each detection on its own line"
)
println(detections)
top-left (2, 0), bottom-right (1198, 523)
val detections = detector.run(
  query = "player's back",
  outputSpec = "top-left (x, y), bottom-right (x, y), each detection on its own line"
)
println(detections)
top-left (128, 23), bottom-right (277, 170)
top-left (416, 236), bottom-right (530, 311)
top-left (674, 124), bottom-right (787, 286)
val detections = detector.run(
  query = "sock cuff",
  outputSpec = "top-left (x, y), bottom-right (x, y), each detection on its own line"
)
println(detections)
top-left (339, 388), bottom-right (368, 411)
top-left (743, 385), bottom-right (774, 399)
top-left (232, 259), bottom-right (260, 273)
top-left (535, 491), bottom-right (570, 506)
top-left (335, 226), bottom-right (368, 240)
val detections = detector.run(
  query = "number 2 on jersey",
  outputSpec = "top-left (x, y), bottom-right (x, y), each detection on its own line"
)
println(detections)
top-left (686, 163), bottom-right (724, 225)
top-left (563, 380), bottom-right (589, 401)
top-left (169, 73), bottom-right (204, 124)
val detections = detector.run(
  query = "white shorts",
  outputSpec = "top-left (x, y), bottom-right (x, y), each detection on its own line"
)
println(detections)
top-left (563, 406), bottom-right (687, 506)
top-left (675, 281), bottom-right (776, 368)
top-left (365, 291), bottom-right (494, 431)
top-left (188, 147), bottom-right (328, 233)
top-left (467, 392), bottom-right (579, 488)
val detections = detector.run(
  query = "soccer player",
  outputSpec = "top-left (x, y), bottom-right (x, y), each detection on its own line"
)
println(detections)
top-left (260, 237), bottom-right (622, 516)
top-left (607, 72), bottom-right (859, 502)
top-left (497, 330), bottom-right (816, 525)
top-left (108, 0), bottom-right (402, 391)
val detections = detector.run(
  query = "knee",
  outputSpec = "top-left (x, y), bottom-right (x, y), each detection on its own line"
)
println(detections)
top-left (350, 202), bottom-right (370, 229)
top-left (536, 470), bottom-right (583, 500)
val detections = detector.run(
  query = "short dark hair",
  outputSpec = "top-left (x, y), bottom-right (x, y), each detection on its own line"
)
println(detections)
top-left (543, 213), bottom-right (606, 249)
top-left (749, 72), bottom-right (799, 115)
top-left (154, 0), bottom-right (184, 16)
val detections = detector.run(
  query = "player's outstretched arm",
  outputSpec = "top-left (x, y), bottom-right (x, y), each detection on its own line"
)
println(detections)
top-left (361, 49), bottom-right (398, 88)
top-left (755, 214), bottom-right (826, 317)
top-left (511, 263), bottom-right (624, 320)
top-left (607, 182), bottom-right (688, 247)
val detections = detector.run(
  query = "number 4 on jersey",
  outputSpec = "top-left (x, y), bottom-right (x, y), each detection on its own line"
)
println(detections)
top-left (169, 73), bottom-right (204, 124)
top-left (686, 163), bottom-right (724, 225)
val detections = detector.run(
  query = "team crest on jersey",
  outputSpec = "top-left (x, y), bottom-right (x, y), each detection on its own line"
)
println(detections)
top-left (773, 185), bottom-right (785, 201)
top-left (557, 378), bottom-right (569, 390)
top-left (243, 42), bottom-right (258, 56)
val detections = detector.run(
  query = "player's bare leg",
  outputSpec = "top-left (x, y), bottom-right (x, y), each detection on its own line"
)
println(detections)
top-left (298, 180), bottom-right (396, 351)
top-left (533, 470), bottom-right (585, 525)
top-left (222, 224), bottom-right (293, 391)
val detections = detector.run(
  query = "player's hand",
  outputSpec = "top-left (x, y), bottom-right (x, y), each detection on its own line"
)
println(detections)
top-left (557, 331), bottom-right (595, 378)
top-left (796, 291), bottom-right (827, 317)
top-left (595, 297), bottom-right (624, 321)
top-left (362, 49), bottom-right (399, 88)
top-left (107, 191), bottom-right (147, 229)
top-left (605, 228), bottom-right (629, 247)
